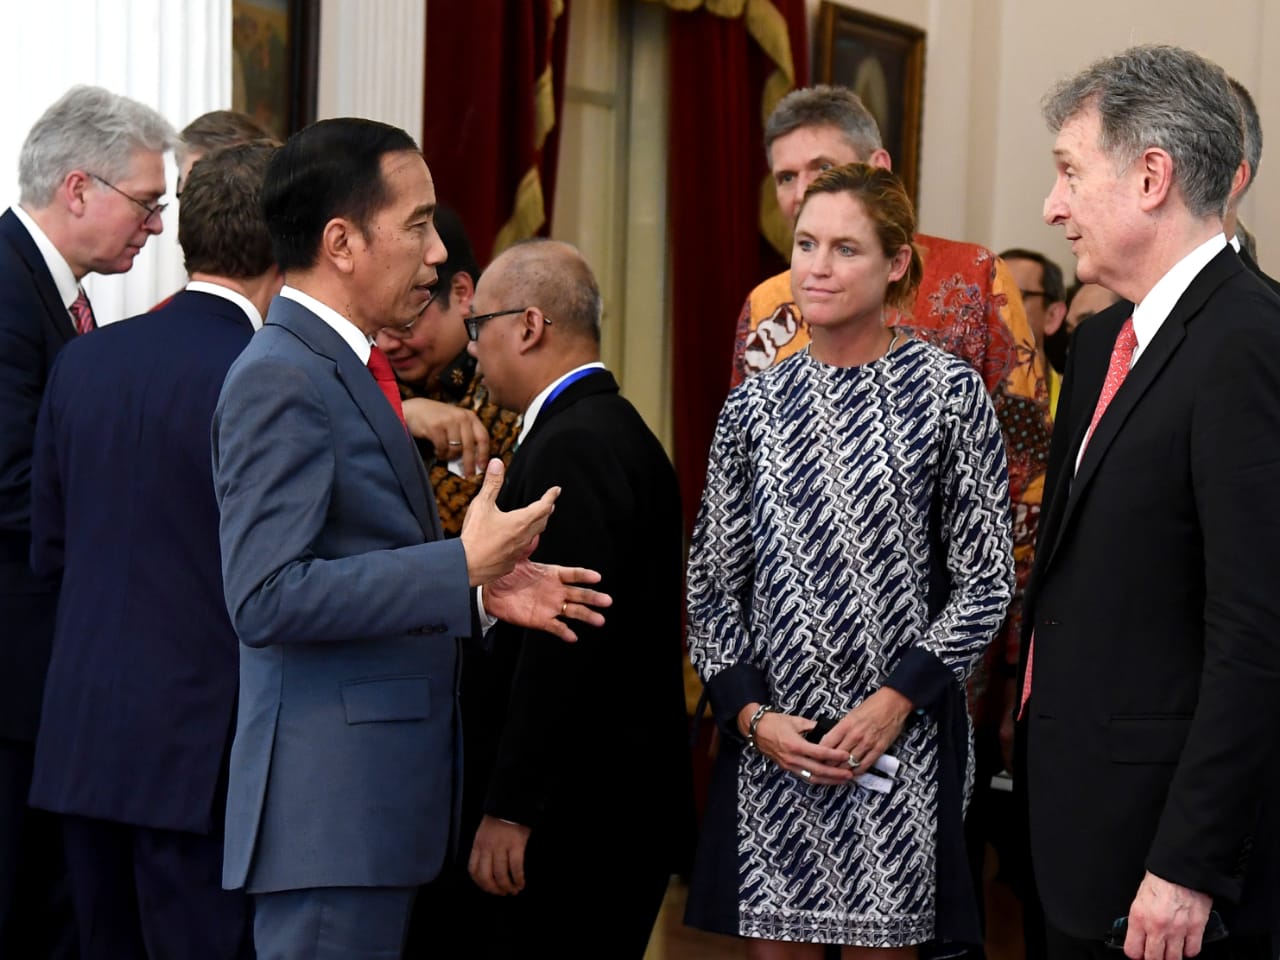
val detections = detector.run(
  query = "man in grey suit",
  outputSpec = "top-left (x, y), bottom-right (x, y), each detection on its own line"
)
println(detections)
top-left (211, 118), bottom-right (610, 960)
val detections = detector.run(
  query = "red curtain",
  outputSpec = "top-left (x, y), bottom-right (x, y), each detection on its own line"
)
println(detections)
top-left (667, 2), bottom-right (808, 531)
top-left (423, 1), bottom-right (570, 266)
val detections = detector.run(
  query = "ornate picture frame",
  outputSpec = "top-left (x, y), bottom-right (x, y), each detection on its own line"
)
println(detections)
top-left (816, 3), bottom-right (926, 206)
top-left (231, 0), bottom-right (320, 140)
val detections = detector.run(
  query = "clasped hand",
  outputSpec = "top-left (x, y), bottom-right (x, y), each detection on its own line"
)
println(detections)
top-left (1123, 872), bottom-right (1213, 960)
top-left (469, 815), bottom-right (530, 896)
top-left (741, 687), bottom-right (912, 786)
top-left (462, 459), bottom-right (612, 642)
top-left (401, 398), bottom-right (489, 477)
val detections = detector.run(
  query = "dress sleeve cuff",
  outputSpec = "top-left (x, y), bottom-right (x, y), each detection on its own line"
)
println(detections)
top-left (884, 646), bottom-right (955, 712)
top-left (705, 663), bottom-right (771, 739)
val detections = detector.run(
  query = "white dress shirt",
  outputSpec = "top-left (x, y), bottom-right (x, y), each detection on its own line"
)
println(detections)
top-left (1075, 232), bottom-right (1227, 475)
top-left (186, 280), bottom-right (264, 331)
top-left (279, 285), bottom-right (371, 360)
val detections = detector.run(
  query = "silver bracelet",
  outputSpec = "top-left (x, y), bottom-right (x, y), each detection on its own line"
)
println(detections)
top-left (746, 703), bottom-right (774, 752)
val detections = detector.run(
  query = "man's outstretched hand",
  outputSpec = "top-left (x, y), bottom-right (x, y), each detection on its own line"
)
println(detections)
top-left (484, 556), bottom-right (611, 643)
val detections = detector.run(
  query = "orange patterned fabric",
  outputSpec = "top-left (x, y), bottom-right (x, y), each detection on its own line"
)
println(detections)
top-left (398, 352), bottom-right (522, 537)
top-left (730, 234), bottom-right (1053, 725)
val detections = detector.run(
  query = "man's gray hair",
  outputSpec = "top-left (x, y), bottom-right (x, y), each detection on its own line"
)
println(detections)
top-left (1229, 77), bottom-right (1262, 194)
top-left (1042, 45), bottom-right (1241, 218)
top-left (764, 85), bottom-right (882, 169)
top-left (19, 85), bottom-right (175, 207)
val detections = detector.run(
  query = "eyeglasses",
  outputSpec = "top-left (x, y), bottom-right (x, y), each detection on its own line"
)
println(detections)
top-left (376, 288), bottom-right (438, 340)
top-left (464, 306), bottom-right (553, 342)
top-left (89, 173), bottom-right (167, 226)
top-left (1018, 289), bottom-right (1050, 302)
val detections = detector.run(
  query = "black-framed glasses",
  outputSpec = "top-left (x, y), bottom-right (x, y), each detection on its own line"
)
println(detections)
top-left (88, 173), bottom-right (167, 226)
top-left (1103, 911), bottom-right (1227, 950)
top-left (376, 288), bottom-right (438, 340)
top-left (464, 306), bottom-right (553, 342)
top-left (1019, 288), bottom-right (1049, 301)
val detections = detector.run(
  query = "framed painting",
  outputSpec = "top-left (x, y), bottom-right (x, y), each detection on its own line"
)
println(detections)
top-left (816, 3), bottom-right (926, 206)
top-left (231, 0), bottom-right (320, 140)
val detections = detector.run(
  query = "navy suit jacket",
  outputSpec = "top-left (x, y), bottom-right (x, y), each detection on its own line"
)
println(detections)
top-left (1020, 248), bottom-right (1280, 936)
top-left (27, 291), bottom-right (255, 832)
top-left (0, 208), bottom-right (77, 742)
top-left (213, 294), bottom-right (473, 894)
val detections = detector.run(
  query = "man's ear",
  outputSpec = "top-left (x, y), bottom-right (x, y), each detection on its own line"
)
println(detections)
top-left (63, 170), bottom-right (91, 216)
top-left (1229, 160), bottom-right (1252, 205)
top-left (516, 306), bottom-right (549, 354)
top-left (452, 271), bottom-right (475, 310)
top-left (1044, 300), bottom-right (1067, 337)
top-left (322, 218), bottom-right (358, 274)
top-left (1136, 148), bottom-right (1174, 213)
top-left (868, 148), bottom-right (892, 171)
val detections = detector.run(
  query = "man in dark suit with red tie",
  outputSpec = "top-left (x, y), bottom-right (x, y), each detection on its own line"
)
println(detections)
top-left (1019, 45), bottom-right (1280, 960)
top-left (0, 84), bottom-right (171, 959)
top-left (28, 140), bottom-right (280, 960)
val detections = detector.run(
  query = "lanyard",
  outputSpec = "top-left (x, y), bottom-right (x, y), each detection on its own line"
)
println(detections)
top-left (542, 366), bottom-right (604, 409)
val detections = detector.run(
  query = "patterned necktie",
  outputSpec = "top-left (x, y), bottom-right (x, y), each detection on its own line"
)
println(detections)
top-left (69, 289), bottom-right (96, 334)
top-left (1020, 317), bottom-right (1138, 718)
top-left (367, 346), bottom-right (407, 426)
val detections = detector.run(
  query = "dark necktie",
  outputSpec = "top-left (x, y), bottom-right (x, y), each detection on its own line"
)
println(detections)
top-left (367, 346), bottom-right (407, 425)
top-left (1020, 317), bottom-right (1138, 718)
top-left (69, 288), bottom-right (96, 334)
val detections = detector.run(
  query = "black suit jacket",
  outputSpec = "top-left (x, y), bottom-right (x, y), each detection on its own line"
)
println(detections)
top-left (1238, 246), bottom-right (1280, 300)
top-left (1019, 247), bottom-right (1280, 938)
top-left (460, 370), bottom-right (693, 878)
top-left (0, 208), bottom-right (77, 741)
top-left (27, 291), bottom-right (254, 832)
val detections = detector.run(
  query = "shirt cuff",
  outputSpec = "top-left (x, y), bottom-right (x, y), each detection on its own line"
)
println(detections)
top-left (476, 585), bottom-right (498, 633)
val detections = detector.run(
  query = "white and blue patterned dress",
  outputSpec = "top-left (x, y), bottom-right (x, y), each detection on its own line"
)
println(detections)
top-left (686, 339), bottom-right (1014, 946)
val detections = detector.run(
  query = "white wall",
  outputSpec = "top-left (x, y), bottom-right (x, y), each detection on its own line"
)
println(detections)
top-left (2, 0), bottom-right (230, 323)
top-left (317, 0), bottom-right (424, 141)
top-left (810, 0), bottom-right (1280, 278)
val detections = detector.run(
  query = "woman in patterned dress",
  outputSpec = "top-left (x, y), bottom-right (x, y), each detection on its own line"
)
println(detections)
top-left (685, 163), bottom-right (1015, 958)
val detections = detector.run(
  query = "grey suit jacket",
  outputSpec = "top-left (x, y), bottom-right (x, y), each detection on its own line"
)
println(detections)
top-left (213, 294), bottom-right (472, 893)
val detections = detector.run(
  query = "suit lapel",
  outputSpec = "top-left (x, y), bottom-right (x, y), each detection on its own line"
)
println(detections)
top-left (1045, 249), bottom-right (1239, 573)
top-left (268, 297), bottom-right (441, 541)
top-left (0, 209), bottom-right (76, 343)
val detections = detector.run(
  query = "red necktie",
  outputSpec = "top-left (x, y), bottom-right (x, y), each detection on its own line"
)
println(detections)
top-left (1020, 317), bottom-right (1138, 718)
top-left (69, 289), bottom-right (96, 334)
top-left (367, 346), bottom-right (407, 425)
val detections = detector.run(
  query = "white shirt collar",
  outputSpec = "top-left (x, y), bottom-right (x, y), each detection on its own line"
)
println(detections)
top-left (1130, 232), bottom-right (1227, 366)
top-left (279, 285), bottom-right (370, 363)
top-left (185, 280), bottom-right (264, 331)
top-left (1229, 233), bottom-right (1242, 253)
top-left (11, 205), bottom-right (80, 310)
top-left (517, 362), bottom-right (606, 447)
